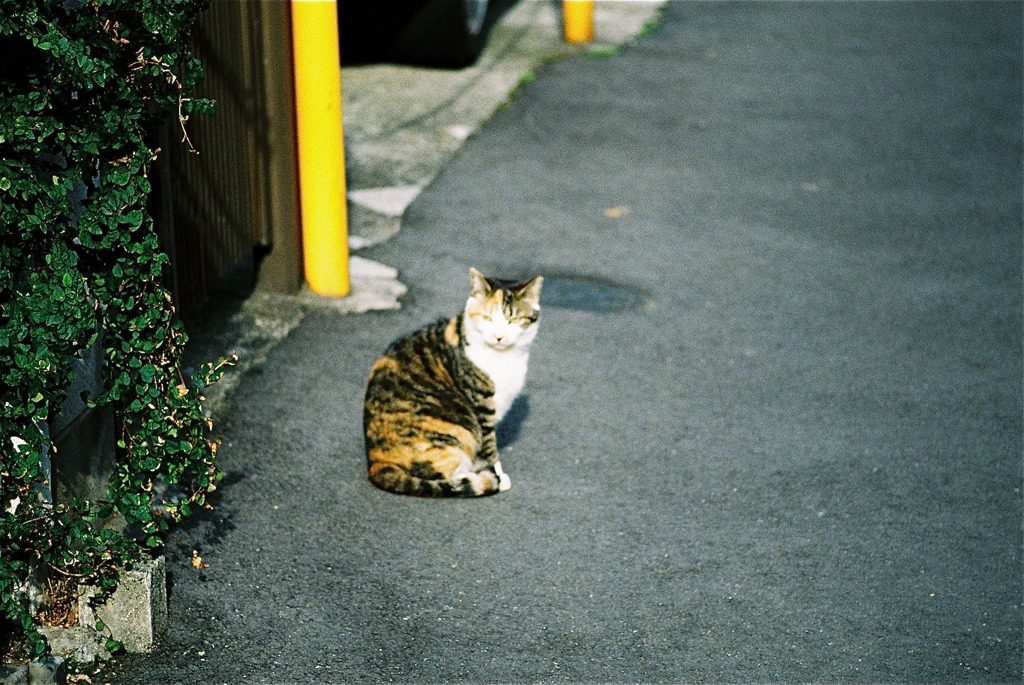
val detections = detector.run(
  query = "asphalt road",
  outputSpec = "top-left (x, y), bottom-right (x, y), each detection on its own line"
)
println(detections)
top-left (109, 2), bottom-right (1022, 683)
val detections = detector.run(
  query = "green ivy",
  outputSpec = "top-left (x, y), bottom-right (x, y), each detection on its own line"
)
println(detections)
top-left (0, 0), bottom-right (224, 659)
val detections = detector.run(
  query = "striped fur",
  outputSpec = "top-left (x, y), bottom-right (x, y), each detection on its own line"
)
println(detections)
top-left (364, 268), bottom-right (542, 497)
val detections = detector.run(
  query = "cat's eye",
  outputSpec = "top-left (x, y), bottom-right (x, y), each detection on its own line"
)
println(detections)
top-left (474, 313), bottom-right (491, 322)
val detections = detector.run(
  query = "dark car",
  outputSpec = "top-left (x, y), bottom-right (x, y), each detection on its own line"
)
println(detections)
top-left (339, 0), bottom-right (491, 68)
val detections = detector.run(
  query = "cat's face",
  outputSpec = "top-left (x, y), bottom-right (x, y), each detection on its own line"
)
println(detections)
top-left (464, 268), bottom-right (543, 351)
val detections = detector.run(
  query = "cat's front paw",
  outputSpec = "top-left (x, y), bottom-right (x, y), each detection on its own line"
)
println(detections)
top-left (494, 461), bottom-right (512, 492)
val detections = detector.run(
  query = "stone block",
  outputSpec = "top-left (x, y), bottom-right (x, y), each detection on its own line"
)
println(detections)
top-left (28, 658), bottom-right (64, 685)
top-left (78, 556), bottom-right (166, 653)
top-left (0, 657), bottom-right (65, 685)
top-left (0, 664), bottom-right (22, 685)
top-left (37, 626), bottom-right (107, 667)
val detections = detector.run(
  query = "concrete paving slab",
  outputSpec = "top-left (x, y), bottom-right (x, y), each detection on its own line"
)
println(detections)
top-left (347, 185), bottom-right (423, 217)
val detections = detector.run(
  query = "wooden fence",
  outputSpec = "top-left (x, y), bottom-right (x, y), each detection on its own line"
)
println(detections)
top-left (153, 0), bottom-right (303, 317)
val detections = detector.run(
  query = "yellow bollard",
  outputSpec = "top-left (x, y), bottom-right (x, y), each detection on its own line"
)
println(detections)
top-left (563, 0), bottom-right (595, 44)
top-left (291, 0), bottom-right (350, 297)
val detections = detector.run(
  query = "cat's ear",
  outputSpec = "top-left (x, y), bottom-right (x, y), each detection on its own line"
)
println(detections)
top-left (515, 276), bottom-right (543, 309)
top-left (469, 267), bottom-right (491, 298)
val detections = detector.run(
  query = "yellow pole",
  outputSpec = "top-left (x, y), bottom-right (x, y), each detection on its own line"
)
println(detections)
top-left (563, 0), bottom-right (595, 44)
top-left (291, 0), bottom-right (350, 297)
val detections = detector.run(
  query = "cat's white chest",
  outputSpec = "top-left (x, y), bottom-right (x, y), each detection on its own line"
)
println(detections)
top-left (465, 344), bottom-right (529, 421)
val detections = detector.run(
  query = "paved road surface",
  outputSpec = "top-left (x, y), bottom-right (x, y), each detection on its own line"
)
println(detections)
top-left (110, 2), bottom-right (1022, 682)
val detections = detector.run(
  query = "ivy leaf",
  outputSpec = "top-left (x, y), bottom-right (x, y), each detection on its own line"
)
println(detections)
top-left (139, 364), bottom-right (157, 383)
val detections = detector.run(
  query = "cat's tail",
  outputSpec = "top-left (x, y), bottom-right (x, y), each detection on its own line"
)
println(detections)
top-left (368, 463), bottom-right (501, 498)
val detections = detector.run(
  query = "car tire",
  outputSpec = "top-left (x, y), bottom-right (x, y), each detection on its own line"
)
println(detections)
top-left (386, 0), bottom-right (491, 68)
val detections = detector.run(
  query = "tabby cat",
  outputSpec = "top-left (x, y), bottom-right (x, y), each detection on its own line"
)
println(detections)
top-left (364, 268), bottom-right (543, 497)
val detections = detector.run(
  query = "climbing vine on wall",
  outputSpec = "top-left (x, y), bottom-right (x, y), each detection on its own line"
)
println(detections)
top-left (0, 0), bottom-right (224, 659)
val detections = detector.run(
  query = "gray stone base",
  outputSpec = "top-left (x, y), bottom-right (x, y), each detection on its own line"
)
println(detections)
top-left (3, 555), bottom-right (165, 679)
top-left (78, 555), bottom-right (167, 654)
top-left (0, 657), bottom-right (66, 685)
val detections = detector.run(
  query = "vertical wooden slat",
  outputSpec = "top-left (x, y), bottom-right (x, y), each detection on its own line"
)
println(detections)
top-left (254, 0), bottom-right (304, 295)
